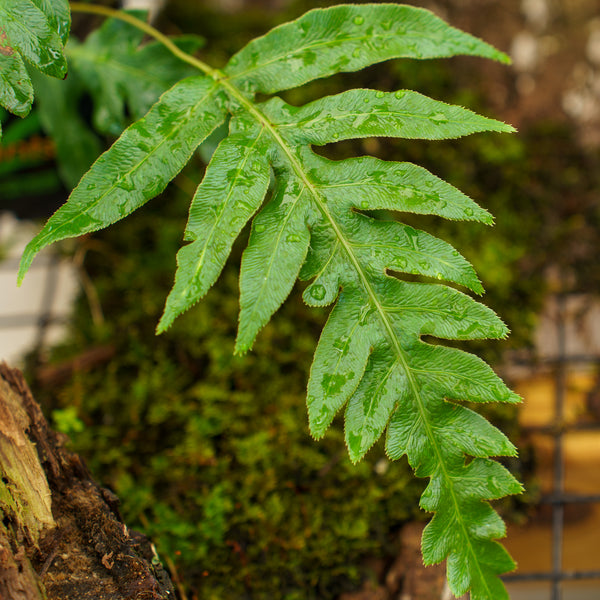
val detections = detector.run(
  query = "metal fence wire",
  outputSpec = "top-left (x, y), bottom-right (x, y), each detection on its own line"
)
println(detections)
top-left (502, 293), bottom-right (600, 600)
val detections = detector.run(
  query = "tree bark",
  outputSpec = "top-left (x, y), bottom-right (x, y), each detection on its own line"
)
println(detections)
top-left (0, 363), bottom-right (175, 600)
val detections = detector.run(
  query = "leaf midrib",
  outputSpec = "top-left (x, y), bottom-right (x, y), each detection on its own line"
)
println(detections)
top-left (277, 108), bottom-right (472, 132)
top-left (216, 76), bottom-right (494, 597)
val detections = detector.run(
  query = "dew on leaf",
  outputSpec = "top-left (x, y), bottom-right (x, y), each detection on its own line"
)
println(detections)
top-left (254, 223), bottom-right (266, 233)
top-left (464, 207), bottom-right (474, 216)
top-left (360, 201), bottom-right (369, 209)
top-left (309, 284), bottom-right (327, 300)
top-left (117, 174), bottom-right (135, 192)
top-left (429, 112), bottom-right (449, 124)
top-left (322, 372), bottom-right (352, 395)
top-left (381, 21), bottom-right (392, 31)
top-left (286, 233), bottom-right (301, 243)
top-left (394, 91), bottom-right (406, 99)
top-left (376, 91), bottom-right (385, 98)
top-left (353, 16), bottom-right (364, 25)
top-left (352, 48), bottom-right (361, 58)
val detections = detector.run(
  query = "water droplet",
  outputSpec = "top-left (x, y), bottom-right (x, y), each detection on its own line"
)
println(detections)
top-left (353, 16), bottom-right (364, 25)
top-left (255, 223), bottom-right (266, 233)
top-left (363, 96), bottom-right (370, 103)
top-left (394, 91), bottom-right (405, 99)
top-left (360, 201), bottom-right (369, 209)
top-left (429, 112), bottom-right (449, 124)
top-left (375, 91), bottom-right (385, 98)
top-left (352, 48), bottom-right (361, 58)
top-left (286, 233), bottom-right (301, 243)
top-left (117, 173), bottom-right (135, 192)
top-left (86, 183), bottom-right (96, 191)
top-left (418, 261), bottom-right (431, 271)
top-left (464, 207), bottom-right (474, 216)
top-left (309, 284), bottom-right (326, 300)
top-left (332, 133), bottom-right (339, 140)
top-left (381, 21), bottom-right (392, 31)
top-left (396, 258), bottom-right (407, 269)
top-left (452, 250), bottom-right (459, 257)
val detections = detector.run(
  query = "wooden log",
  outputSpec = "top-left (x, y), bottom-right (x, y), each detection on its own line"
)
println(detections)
top-left (0, 363), bottom-right (175, 600)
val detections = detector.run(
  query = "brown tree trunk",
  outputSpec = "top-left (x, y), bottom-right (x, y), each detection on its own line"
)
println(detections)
top-left (0, 363), bottom-right (175, 600)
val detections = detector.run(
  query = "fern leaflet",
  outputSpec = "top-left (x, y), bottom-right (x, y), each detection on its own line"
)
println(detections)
top-left (17, 5), bottom-right (522, 598)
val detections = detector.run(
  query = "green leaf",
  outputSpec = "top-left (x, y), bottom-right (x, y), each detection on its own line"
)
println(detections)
top-left (68, 15), bottom-right (204, 135)
top-left (31, 69), bottom-right (101, 188)
top-left (0, 49), bottom-right (32, 120)
top-left (0, 0), bottom-right (69, 124)
top-left (0, 0), bottom-right (67, 77)
top-left (307, 288), bottom-right (372, 438)
top-left (225, 3), bottom-right (509, 94)
top-left (309, 154), bottom-right (493, 224)
top-left (18, 75), bottom-right (227, 282)
top-left (235, 174), bottom-right (312, 353)
top-left (265, 89), bottom-right (514, 146)
top-left (158, 133), bottom-right (271, 332)
top-left (31, 0), bottom-right (70, 46)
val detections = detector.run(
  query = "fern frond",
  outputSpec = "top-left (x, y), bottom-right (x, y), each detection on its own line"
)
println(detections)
top-left (18, 5), bottom-right (522, 597)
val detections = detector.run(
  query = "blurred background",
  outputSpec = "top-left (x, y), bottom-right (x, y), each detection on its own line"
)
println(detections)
top-left (1, 0), bottom-right (600, 599)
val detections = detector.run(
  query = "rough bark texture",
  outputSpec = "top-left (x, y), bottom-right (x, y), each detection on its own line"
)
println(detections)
top-left (0, 363), bottom-right (175, 600)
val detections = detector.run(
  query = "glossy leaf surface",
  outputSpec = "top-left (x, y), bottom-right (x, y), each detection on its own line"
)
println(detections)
top-left (19, 75), bottom-right (227, 280)
top-left (0, 0), bottom-right (69, 130)
top-left (225, 3), bottom-right (509, 94)
top-left (19, 5), bottom-right (521, 598)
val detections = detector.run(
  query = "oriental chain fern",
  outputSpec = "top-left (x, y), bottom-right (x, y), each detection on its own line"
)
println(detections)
top-left (8, 3), bottom-right (523, 598)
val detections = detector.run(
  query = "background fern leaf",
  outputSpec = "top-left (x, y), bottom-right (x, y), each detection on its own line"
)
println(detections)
top-left (0, 0), bottom-right (69, 131)
top-left (18, 5), bottom-right (523, 597)
top-left (68, 14), bottom-right (203, 135)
